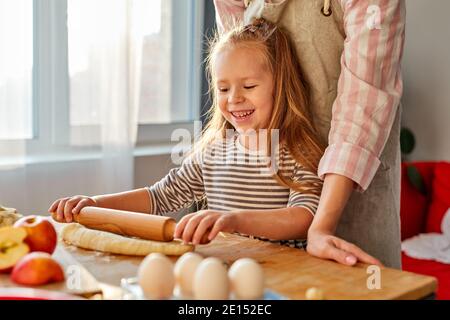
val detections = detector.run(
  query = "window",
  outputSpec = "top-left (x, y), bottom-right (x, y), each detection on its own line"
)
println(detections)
top-left (68, 0), bottom-right (173, 126)
top-left (0, 0), bottom-right (33, 140)
top-left (138, 0), bottom-right (172, 124)
top-left (0, 0), bottom-right (203, 148)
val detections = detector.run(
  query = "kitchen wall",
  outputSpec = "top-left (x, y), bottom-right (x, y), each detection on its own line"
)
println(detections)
top-left (401, 0), bottom-right (450, 161)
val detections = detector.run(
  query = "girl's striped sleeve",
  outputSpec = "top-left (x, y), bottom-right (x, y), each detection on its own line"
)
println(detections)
top-left (288, 164), bottom-right (323, 216)
top-left (147, 151), bottom-right (205, 215)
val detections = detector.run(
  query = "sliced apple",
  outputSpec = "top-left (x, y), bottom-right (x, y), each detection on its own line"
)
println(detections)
top-left (14, 216), bottom-right (57, 254)
top-left (0, 227), bottom-right (30, 272)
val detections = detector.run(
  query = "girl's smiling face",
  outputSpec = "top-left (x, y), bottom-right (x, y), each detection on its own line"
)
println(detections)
top-left (213, 46), bottom-right (274, 133)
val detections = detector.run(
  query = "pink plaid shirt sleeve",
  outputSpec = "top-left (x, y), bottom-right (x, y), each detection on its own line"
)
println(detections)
top-left (318, 0), bottom-right (406, 192)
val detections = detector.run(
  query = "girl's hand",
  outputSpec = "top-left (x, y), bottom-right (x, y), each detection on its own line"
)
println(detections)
top-left (48, 196), bottom-right (98, 223)
top-left (174, 210), bottom-right (237, 245)
top-left (306, 229), bottom-right (383, 267)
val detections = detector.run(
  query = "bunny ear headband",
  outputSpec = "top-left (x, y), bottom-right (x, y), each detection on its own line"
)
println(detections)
top-left (243, 0), bottom-right (277, 39)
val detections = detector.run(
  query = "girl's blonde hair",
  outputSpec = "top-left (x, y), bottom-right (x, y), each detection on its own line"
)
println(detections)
top-left (196, 18), bottom-right (325, 195)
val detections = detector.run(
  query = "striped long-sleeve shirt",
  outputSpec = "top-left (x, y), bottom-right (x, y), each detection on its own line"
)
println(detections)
top-left (147, 134), bottom-right (322, 248)
top-left (214, 0), bottom-right (406, 192)
top-left (148, 134), bottom-right (321, 215)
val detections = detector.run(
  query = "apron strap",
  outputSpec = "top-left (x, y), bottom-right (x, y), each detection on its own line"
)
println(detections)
top-left (244, 0), bottom-right (265, 25)
top-left (322, 0), bottom-right (332, 16)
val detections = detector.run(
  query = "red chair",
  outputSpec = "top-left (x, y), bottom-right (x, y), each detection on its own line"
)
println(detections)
top-left (400, 162), bottom-right (450, 300)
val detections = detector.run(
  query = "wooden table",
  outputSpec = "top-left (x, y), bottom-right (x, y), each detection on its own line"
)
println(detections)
top-left (1, 232), bottom-right (437, 300)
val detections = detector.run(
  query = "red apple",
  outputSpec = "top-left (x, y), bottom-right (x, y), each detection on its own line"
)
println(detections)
top-left (14, 216), bottom-right (57, 254)
top-left (11, 252), bottom-right (65, 286)
top-left (0, 227), bottom-right (30, 273)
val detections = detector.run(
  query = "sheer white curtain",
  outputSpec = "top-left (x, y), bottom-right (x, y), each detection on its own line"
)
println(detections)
top-left (68, 0), bottom-right (143, 194)
top-left (0, 0), bottom-right (145, 213)
top-left (0, 0), bottom-right (33, 215)
top-left (0, 0), bottom-right (32, 164)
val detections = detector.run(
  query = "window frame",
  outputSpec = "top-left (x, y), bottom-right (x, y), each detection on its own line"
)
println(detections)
top-left (132, 0), bottom-right (204, 145)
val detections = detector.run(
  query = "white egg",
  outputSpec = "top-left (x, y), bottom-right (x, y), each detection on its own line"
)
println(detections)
top-left (193, 257), bottom-right (229, 300)
top-left (228, 258), bottom-right (264, 299)
top-left (174, 252), bottom-right (203, 298)
top-left (138, 253), bottom-right (175, 299)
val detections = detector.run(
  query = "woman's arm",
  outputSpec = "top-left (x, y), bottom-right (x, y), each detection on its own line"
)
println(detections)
top-left (307, 1), bottom-right (405, 267)
top-left (308, 174), bottom-right (354, 235)
top-left (317, 0), bottom-right (405, 192)
top-left (306, 174), bottom-right (382, 266)
top-left (174, 207), bottom-right (313, 245)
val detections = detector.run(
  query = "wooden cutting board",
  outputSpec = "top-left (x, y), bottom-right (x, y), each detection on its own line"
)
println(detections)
top-left (196, 233), bottom-right (437, 300)
top-left (54, 231), bottom-right (437, 300)
top-left (0, 244), bottom-right (103, 299)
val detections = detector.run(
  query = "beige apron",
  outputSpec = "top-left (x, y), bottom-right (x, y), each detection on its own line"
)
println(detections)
top-left (260, 0), bottom-right (402, 268)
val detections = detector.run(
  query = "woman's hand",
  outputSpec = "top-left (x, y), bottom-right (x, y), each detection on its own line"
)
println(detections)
top-left (48, 196), bottom-right (98, 223)
top-left (174, 210), bottom-right (238, 245)
top-left (307, 229), bottom-right (383, 267)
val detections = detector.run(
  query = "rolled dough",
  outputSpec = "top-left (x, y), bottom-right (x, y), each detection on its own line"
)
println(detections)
top-left (60, 223), bottom-right (194, 256)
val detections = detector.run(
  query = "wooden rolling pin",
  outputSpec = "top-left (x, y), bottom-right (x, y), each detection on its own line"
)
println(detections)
top-left (52, 207), bottom-right (176, 242)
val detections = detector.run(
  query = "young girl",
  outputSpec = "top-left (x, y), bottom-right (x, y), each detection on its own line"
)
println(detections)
top-left (49, 19), bottom-right (325, 248)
